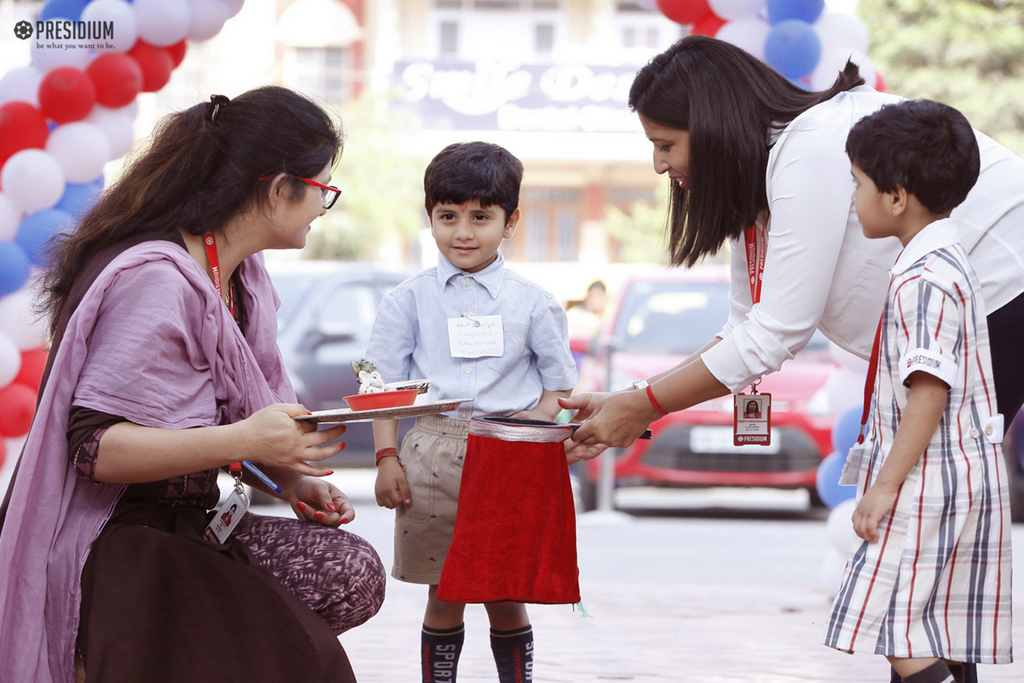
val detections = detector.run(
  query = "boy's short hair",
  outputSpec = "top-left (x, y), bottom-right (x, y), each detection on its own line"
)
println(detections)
top-left (423, 142), bottom-right (523, 221)
top-left (846, 99), bottom-right (980, 215)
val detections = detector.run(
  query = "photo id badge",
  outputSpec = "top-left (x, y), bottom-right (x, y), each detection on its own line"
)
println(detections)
top-left (204, 484), bottom-right (249, 544)
top-left (839, 442), bottom-right (870, 486)
top-left (734, 392), bottom-right (771, 446)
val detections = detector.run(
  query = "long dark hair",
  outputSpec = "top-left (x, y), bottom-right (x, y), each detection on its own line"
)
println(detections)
top-left (40, 85), bottom-right (342, 335)
top-left (629, 36), bottom-right (865, 267)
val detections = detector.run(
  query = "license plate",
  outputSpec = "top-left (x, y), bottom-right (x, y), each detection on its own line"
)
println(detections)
top-left (690, 426), bottom-right (781, 454)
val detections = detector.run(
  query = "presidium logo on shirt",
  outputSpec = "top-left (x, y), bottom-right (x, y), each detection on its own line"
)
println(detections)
top-left (906, 354), bottom-right (942, 370)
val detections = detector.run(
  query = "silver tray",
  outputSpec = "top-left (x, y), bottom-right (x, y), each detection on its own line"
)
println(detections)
top-left (294, 399), bottom-right (470, 424)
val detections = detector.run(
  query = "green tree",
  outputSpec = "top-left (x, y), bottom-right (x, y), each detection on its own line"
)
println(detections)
top-left (604, 181), bottom-right (671, 264)
top-left (859, 0), bottom-right (1024, 155)
top-left (303, 91), bottom-right (427, 260)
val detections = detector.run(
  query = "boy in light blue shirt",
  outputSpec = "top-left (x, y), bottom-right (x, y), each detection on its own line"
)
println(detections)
top-left (366, 141), bottom-right (578, 683)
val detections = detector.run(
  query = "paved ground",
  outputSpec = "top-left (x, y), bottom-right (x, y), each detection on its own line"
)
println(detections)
top-left (317, 471), bottom-right (1024, 683)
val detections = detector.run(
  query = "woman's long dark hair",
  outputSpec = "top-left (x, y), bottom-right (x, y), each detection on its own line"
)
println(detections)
top-left (629, 35), bottom-right (865, 267)
top-left (39, 85), bottom-right (342, 335)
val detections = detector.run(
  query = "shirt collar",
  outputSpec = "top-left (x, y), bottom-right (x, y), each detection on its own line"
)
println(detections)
top-left (891, 218), bottom-right (961, 275)
top-left (436, 251), bottom-right (505, 298)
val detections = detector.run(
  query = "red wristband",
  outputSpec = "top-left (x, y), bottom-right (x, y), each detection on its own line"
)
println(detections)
top-left (645, 384), bottom-right (668, 416)
top-left (375, 447), bottom-right (400, 466)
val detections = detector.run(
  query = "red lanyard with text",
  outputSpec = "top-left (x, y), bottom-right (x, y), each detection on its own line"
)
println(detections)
top-left (735, 223), bottom-right (771, 446)
top-left (744, 223), bottom-right (767, 305)
top-left (202, 232), bottom-right (235, 318)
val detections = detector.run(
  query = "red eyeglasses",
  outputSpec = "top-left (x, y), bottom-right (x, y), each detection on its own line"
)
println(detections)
top-left (259, 174), bottom-right (341, 209)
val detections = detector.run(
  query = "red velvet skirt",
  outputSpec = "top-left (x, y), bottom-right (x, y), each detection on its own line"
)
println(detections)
top-left (437, 417), bottom-right (580, 604)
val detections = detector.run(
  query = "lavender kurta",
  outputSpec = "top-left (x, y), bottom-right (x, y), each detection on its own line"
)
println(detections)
top-left (825, 220), bottom-right (1013, 663)
top-left (0, 242), bottom-right (299, 682)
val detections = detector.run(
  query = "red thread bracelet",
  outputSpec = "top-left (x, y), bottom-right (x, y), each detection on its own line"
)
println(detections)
top-left (645, 384), bottom-right (668, 416)
top-left (375, 447), bottom-right (400, 466)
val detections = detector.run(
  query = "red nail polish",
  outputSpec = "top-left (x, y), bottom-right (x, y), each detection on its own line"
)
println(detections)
top-left (327, 470), bottom-right (334, 476)
top-left (315, 512), bottom-right (324, 521)
top-left (327, 502), bottom-right (336, 512)
top-left (297, 502), bottom-right (306, 511)
top-left (338, 443), bottom-right (347, 451)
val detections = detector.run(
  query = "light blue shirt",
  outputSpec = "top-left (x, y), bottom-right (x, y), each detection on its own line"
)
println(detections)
top-left (366, 252), bottom-right (578, 418)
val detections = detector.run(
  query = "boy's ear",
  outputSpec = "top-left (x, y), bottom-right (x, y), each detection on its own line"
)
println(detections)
top-left (503, 208), bottom-right (521, 238)
top-left (890, 186), bottom-right (909, 217)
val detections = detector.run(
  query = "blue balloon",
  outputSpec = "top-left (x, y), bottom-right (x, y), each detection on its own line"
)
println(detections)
top-left (0, 241), bottom-right (32, 297)
top-left (831, 406), bottom-right (863, 460)
top-left (16, 209), bottom-right (75, 267)
top-left (816, 450), bottom-right (857, 509)
top-left (765, 20), bottom-right (822, 80)
top-left (767, 0), bottom-right (825, 25)
top-left (39, 0), bottom-right (90, 21)
top-left (56, 178), bottom-right (104, 217)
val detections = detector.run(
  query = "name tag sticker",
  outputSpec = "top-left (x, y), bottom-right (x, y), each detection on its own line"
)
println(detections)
top-left (448, 315), bottom-right (504, 358)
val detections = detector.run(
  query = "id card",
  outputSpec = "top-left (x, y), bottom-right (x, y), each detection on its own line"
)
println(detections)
top-left (204, 486), bottom-right (249, 543)
top-left (734, 393), bottom-right (771, 446)
top-left (448, 315), bottom-right (503, 358)
top-left (839, 442), bottom-right (870, 486)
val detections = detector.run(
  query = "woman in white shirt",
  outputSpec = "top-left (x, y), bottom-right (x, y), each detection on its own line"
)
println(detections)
top-left (564, 35), bottom-right (1024, 460)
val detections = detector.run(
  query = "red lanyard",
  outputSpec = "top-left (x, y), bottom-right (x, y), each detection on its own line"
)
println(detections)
top-left (744, 224), bottom-right (767, 305)
top-left (856, 277), bottom-right (895, 444)
top-left (202, 232), bottom-right (234, 317)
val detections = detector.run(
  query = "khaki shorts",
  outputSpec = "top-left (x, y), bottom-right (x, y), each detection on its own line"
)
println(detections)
top-left (392, 414), bottom-right (470, 585)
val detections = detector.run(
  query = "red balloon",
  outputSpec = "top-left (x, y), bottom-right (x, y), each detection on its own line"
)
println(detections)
top-left (0, 434), bottom-right (6, 470)
top-left (166, 40), bottom-right (187, 68)
top-left (0, 382), bottom-right (36, 438)
top-left (86, 53), bottom-right (144, 108)
top-left (657, 0), bottom-right (711, 25)
top-left (0, 101), bottom-right (49, 166)
top-left (38, 67), bottom-right (97, 124)
top-left (692, 11), bottom-right (726, 36)
top-left (15, 347), bottom-right (48, 391)
top-left (128, 41), bottom-right (174, 93)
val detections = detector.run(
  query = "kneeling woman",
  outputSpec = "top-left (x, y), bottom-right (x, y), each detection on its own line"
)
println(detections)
top-left (0, 86), bottom-right (386, 683)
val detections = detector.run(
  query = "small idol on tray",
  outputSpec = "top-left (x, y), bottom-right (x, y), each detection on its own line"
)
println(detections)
top-left (345, 359), bottom-right (419, 411)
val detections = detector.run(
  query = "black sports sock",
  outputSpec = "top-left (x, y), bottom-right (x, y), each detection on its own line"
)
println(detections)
top-left (490, 625), bottom-right (533, 683)
top-left (421, 623), bottom-right (464, 683)
top-left (902, 661), bottom-right (955, 683)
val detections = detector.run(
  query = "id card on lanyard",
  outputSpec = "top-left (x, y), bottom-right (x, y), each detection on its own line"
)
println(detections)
top-left (734, 223), bottom-right (772, 446)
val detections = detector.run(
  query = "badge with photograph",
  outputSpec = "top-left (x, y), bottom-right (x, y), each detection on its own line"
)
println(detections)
top-left (734, 393), bottom-right (771, 446)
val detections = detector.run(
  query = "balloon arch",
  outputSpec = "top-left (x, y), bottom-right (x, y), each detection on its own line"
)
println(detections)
top-left (0, 0), bottom-right (245, 466)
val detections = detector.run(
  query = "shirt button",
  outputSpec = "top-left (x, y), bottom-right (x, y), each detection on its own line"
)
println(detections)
top-left (969, 428), bottom-right (980, 439)
top-left (459, 411), bottom-right (468, 419)
top-left (465, 367), bottom-right (472, 374)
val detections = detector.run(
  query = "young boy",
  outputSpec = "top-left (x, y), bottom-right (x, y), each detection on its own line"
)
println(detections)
top-left (365, 141), bottom-right (578, 683)
top-left (824, 100), bottom-right (1013, 683)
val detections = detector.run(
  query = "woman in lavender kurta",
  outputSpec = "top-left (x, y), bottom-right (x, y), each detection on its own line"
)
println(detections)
top-left (0, 87), bottom-right (385, 683)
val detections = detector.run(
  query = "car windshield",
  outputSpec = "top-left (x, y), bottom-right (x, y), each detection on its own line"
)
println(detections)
top-left (611, 281), bottom-right (730, 355)
top-left (269, 271), bottom-right (322, 332)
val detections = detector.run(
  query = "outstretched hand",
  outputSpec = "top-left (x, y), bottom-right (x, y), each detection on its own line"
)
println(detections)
top-left (238, 404), bottom-right (347, 477)
top-left (559, 390), bottom-right (659, 450)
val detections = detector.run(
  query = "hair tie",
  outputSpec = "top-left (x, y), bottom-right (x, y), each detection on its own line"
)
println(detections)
top-left (210, 94), bottom-right (230, 122)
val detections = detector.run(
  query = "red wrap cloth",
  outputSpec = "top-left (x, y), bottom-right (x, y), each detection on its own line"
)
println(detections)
top-left (437, 417), bottom-right (580, 604)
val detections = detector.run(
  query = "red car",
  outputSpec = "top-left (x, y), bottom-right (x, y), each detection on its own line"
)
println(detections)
top-left (574, 267), bottom-right (839, 510)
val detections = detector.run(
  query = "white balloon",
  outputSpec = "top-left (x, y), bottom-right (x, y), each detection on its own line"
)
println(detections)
top-left (81, 0), bottom-right (139, 53)
top-left (0, 332), bottom-right (21, 388)
top-left (810, 47), bottom-right (876, 91)
top-left (716, 17), bottom-right (771, 62)
top-left (709, 0), bottom-right (765, 21)
top-left (826, 498), bottom-right (861, 554)
top-left (187, 0), bottom-right (230, 42)
top-left (0, 150), bottom-right (66, 214)
top-left (30, 38), bottom-right (91, 74)
top-left (814, 10), bottom-right (869, 54)
top-left (0, 288), bottom-right (47, 350)
top-left (0, 67), bottom-right (42, 107)
top-left (222, 0), bottom-right (245, 19)
top-left (85, 106), bottom-right (136, 159)
top-left (46, 123), bottom-right (112, 184)
top-left (134, 0), bottom-right (192, 48)
top-left (0, 193), bottom-right (22, 242)
top-left (820, 549), bottom-right (849, 598)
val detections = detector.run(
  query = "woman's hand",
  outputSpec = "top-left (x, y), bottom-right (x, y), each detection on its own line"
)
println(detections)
top-left (235, 404), bottom-right (347, 477)
top-left (290, 476), bottom-right (354, 527)
top-left (560, 390), bottom-right (660, 449)
top-left (852, 484), bottom-right (898, 543)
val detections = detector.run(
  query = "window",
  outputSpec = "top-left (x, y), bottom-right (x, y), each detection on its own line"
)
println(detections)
top-left (535, 23), bottom-right (554, 54)
top-left (439, 21), bottom-right (459, 55)
top-left (289, 47), bottom-right (347, 104)
top-left (431, 0), bottom-right (563, 60)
